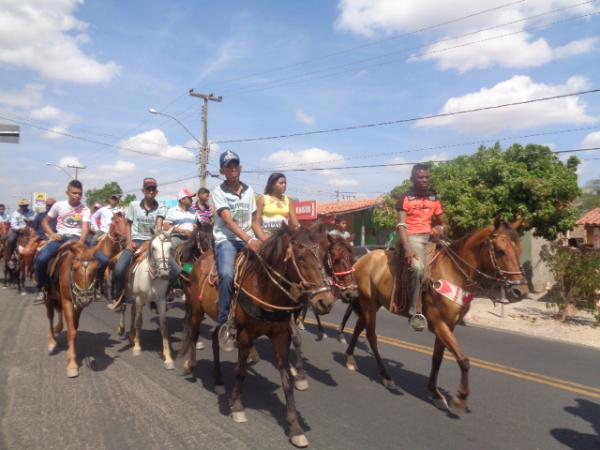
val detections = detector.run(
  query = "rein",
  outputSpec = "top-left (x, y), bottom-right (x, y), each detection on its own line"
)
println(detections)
top-left (326, 249), bottom-right (357, 292)
top-left (69, 257), bottom-right (97, 310)
top-left (147, 234), bottom-right (170, 280)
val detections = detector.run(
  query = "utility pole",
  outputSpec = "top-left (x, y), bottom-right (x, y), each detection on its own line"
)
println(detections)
top-left (67, 163), bottom-right (86, 180)
top-left (335, 190), bottom-right (340, 202)
top-left (189, 89), bottom-right (222, 188)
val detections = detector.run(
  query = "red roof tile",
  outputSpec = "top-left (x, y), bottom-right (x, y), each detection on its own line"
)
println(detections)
top-left (316, 198), bottom-right (383, 216)
top-left (576, 208), bottom-right (600, 226)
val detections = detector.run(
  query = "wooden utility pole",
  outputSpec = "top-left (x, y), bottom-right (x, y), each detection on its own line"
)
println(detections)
top-left (189, 89), bottom-right (222, 188)
top-left (67, 163), bottom-right (86, 180)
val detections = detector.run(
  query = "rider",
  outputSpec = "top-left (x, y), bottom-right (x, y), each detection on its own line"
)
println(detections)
top-left (32, 198), bottom-right (57, 240)
top-left (211, 150), bottom-right (267, 351)
top-left (90, 194), bottom-right (121, 242)
top-left (395, 163), bottom-right (447, 331)
top-left (108, 178), bottom-right (161, 310)
top-left (328, 217), bottom-right (351, 241)
top-left (34, 180), bottom-right (91, 302)
top-left (192, 187), bottom-right (214, 226)
top-left (156, 188), bottom-right (196, 291)
top-left (256, 172), bottom-right (299, 235)
top-left (0, 203), bottom-right (8, 230)
top-left (6, 198), bottom-right (35, 260)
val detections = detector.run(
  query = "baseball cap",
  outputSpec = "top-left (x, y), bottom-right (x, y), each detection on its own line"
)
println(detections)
top-left (177, 188), bottom-right (196, 201)
top-left (142, 177), bottom-right (157, 189)
top-left (219, 150), bottom-right (240, 168)
top-left (94, 202), bottom-right (102, 209)
top-left (110, 193), bottom-right (121, 199)
top-left (18, 198), bottom-right (29, 206)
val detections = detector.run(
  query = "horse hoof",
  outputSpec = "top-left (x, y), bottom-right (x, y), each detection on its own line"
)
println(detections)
top-left (47, 344), bottom-right (57, 355)
top-left (132, 348), bottom-right (141, 356)
top-left (346, 356), bottom-right (357, 371)
top-left (289, 366), bottom-right (298, 377)
top-left (451, 396), bottom-right (469, 412)
top-left (294, 379), bottom-right (309, 391)
top-left (215, 385), bottom-right (226, 395)
top-left (248, 349), bottom-right (260, 364)
top-left (20, 291), bottom-right (27, 296)
top-left (383, 379), bottom-right (397, 390)
top-left (290, 434), bottom-right (309, 448)
top-left (232, 411), bottom-right (247, 423)
top-left (296, 321), bottom-right (305, 331)
top-left (66, 367), bottom-right (79, 378)
top-left (431, 396), bottom-right (450, 411)
top-left (337, 334), bottom-right (347, 345)
top-left (195, 341), bottom-right (205, 350)
top-left (164, 360), bottom-right (175, 370)
top-left (117, 327), bottom-right (125, 337)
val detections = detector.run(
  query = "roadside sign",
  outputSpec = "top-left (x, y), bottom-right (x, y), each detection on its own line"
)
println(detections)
top-left (0, 124), bottom-right (20, 144)
top-left (295, 200), bottom-right (317, 221)
top-left (33, 192), bottom-right (46, 213)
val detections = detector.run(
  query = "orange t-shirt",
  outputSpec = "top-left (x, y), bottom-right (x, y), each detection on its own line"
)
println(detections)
top-left (396, 190), bottom-right (444, 235)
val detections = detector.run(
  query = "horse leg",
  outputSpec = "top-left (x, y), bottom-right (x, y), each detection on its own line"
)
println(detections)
top-left (428, 336), bottom-right (450, 410)
top-left (212, 326), bottom-right (225, 394)
top-left (183, 304), bottom-right (202, 375)
top-left (62, 301), bottom-right (79, 378)
top-left (46, 299), bottom-right (57, 354)
top-left (271, 330), bottom-right (307, 448)
top-left (296, 303), bottom-right (307, 331)
top-left (435, 325), bottom-right (470, 412)
top-left (132, 296), bottom-right (143, 356)
top-left (289, 318), bottom-right (308, 391)
top-left (229, 329), bottom-right (251, 422)
top-left (117, 306), bottom-right (126, 337)
top-left (314, 310), bottom-right (326, 341)
top-left (345, 315), bottom-right (365, 372)
top-left (157, 298), bottom-right (174, 370)
top-left (337, 302), bottom-right (354, 344)
top-left (363, 312), bottom-right (394, 389)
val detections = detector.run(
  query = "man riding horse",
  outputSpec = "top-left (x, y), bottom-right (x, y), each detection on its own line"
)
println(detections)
top-left (395, 163), bottom-right (447, 331)
top-left (6, 198), bottom-right (35, 263)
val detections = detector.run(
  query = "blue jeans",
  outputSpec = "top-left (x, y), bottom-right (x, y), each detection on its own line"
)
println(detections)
top-left (216, 239), bottom-right (245, 324)
top-left (112, 239), bottom-right (145, 299)
top-left (95, 250), bottom-right (109, 283)
top-left (35, 235), bottom-right (79, 289)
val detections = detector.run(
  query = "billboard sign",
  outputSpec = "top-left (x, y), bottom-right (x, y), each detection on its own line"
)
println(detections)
top-left (295, 200), bottom-right (317, 221)
top-left (33, 192), bottom-right (46, 212)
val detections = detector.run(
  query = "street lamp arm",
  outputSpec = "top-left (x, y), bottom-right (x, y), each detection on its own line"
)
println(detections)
top-left (46, 162), bottom-right (73, 179)
top-left (148, 108), bottom-right (202, 147)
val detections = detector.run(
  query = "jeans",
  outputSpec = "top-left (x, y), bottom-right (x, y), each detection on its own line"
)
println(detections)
top-left (95, 250), bottom-right (109, 283)
top-left (6, 230), bottom-right (20, 258)
top-left (112, 239), bottom-right (144, 299)
top-left (35, 235), bottom-right (79, 289)
top-left (216, 239), bottom-right (246, 324)
top-left (407, 234), bottom-right (429, 316)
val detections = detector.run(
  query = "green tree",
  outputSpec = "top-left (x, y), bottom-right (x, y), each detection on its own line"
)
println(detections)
top-left (373, 144), bottom-right (581, 240)
top-left (540, 242), bottom-right (600, 322)
top-left (85, 181), bottom-right (136, 208)
top-left (578, 178), bottom-right (600, 213)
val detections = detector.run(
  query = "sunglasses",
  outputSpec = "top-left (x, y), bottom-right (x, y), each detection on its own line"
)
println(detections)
top-left (144, 187), bottom-right (157, 192)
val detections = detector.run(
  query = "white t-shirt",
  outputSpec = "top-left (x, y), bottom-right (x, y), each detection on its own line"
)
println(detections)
top-left (0, 213), bottom-right (9, 224)
top-left (48, 201), bottom-right (91, 236)
top-left (164, 205), bottom-right (196, 232)
top-left (91, 205), bottom-right (117, 233)
top-left (10, 209), bottom-right (35, 230)
top-left (210, 181), bottom-right (256, 245)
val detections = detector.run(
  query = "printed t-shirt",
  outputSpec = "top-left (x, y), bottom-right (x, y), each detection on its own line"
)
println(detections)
top-left (192, 202), bottom-right (213, 225)
top-left (328, 229), bottom-right (351, 240)
top-left (210, 181), bottom-right (256, 245)
top-left (10, 210), bottom-right (36, 230)
top-left (47, 201), bottom-right (91, 237)
top-left (126, 200), bottom-right (160, 241)
top-left (261, 194), bottom-right (290, 234)
top-left (164, 205), bottom-right (196, 232)
top-left (91, 205), bottom-right (117, 233)
top-left (396, 189), bottom-right (444, 235)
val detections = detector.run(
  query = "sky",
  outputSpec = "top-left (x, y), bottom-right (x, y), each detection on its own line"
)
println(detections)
top-left (1, 0), bottom-right (599, 208)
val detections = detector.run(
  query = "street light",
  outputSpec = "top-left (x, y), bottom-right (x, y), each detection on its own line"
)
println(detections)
top-left (46, 162), bottom-right (73, 179)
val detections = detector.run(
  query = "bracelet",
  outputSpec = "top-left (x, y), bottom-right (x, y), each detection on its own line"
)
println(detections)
top-left (248, 237), bottom-right (258, 243)
top-left (396, 222), bottom-right (407, 229)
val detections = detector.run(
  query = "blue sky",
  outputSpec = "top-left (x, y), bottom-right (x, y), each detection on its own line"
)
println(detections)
top-left (1, 0), bottom-right (599, 207)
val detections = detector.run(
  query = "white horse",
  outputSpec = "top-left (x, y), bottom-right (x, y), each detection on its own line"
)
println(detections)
top-left (125, 230), bottom-right (175, 370)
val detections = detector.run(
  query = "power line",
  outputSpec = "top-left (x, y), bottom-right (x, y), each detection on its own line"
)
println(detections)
top-left (216, 88), bottom-right (600, 144)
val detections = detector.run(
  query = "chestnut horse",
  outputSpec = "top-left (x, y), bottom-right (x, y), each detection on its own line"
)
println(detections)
top-left (2, 226), bottom-right (34, 294)
top-left (179, 225), bottom-right (335, 448)
top-left (45, 242), bottom-right (100, 377)
top-left (344, 220), bottom-right (528, 411)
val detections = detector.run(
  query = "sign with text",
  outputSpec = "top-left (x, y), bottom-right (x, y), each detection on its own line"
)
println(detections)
top-left (33, 192), bottom-right (46, 213)
top-left (295, 200), bottom-right (317, 221)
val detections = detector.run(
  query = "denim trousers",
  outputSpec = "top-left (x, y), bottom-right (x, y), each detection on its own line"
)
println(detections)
top-left (407, 234), bottom-right (429, 315)
top-left (216, 239), bottom-right (245, 324)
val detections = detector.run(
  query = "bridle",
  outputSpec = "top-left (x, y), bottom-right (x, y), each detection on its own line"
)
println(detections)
top-left (326, 244), bottom-right (357, 293)
top-left (148, 234), bottom-right (170, 280)
top-left (69, 257), bottom-right (97, 309)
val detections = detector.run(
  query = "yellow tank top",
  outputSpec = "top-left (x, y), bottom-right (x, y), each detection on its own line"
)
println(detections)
top-left (262, 195), bottom-right (290, 234)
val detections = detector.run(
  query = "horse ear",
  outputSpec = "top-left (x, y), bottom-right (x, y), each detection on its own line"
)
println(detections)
top-left (511, 215), bottom-right (526, 230)
top-left (493, 216), bottom-right (502, 230)
top-left (284, 244), bottom-right (293, 262)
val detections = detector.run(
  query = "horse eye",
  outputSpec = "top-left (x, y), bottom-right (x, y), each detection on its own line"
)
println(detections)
top-left (496, 249), bottom-right (505, 257)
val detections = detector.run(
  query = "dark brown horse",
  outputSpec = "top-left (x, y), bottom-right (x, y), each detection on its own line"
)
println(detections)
top-left (96, 213), bottom-right (128, 299)
top-left (2, 226), bottom-right (34, 294)
top-left (180, 225), bottom-right (335, 447)
top-left (45, 242), bottom-right (100, 378)
top-left (344, 220), bottom-right (528, 411)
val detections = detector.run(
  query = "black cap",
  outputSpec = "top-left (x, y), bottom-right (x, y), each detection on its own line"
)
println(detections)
top-left (219, 150), bottom-right (240, 168)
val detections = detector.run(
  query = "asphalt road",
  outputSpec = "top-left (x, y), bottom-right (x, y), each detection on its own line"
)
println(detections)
top-left (1, 285), bottom-right (599, 450)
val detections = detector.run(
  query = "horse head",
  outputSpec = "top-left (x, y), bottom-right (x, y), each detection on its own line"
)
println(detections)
top-left (149, 230), bottom-right (172, 280)
top-left (195, 222), bottom-right (214, 254)
top-left (109, 213), bottom-right (128, 242)
top-left (67, 242), bottom-right (99, 308)
top-left (326, 234), bottom-right (358, 302)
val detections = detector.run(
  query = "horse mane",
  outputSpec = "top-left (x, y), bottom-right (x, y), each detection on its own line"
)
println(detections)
top-left (450, 221), bottom-right (519, 251)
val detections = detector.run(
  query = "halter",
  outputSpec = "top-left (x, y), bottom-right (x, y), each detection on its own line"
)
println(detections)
top-left (148, 234), bottom-right (170, 280)
top-left (326, 246), bottom-right (357, 293)
top-left (69, 257), bottom-right (97, 310)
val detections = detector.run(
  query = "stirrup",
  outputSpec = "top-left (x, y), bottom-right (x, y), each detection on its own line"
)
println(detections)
top-left (410, 313), bottom-right (427, 332)
top-left (218, 324), bottom-right (235, 353)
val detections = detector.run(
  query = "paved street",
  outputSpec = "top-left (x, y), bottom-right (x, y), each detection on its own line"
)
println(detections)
top-left (1, 285), bottom-right (599, 450)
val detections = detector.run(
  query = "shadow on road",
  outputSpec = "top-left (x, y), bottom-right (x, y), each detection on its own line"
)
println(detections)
top-left (550, 398), bottom-right (600, 449)
top-left (49, 330), bottom-right (120, 372)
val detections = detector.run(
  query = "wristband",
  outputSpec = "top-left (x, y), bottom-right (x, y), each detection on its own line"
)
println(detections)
top-left (396, 222), bottom-right (407, 229)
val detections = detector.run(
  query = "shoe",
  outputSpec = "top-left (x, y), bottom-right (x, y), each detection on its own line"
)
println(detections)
top-left (172, 288), bottom-right (183, 298)
top-left (410, 314), bottom-right (427, 332)
top-left (195, 340), bottom-right (205, 350)
top-left (218, 325), bottom-right (235, 353)
top-left (33, 291), bottom-right (45, 305)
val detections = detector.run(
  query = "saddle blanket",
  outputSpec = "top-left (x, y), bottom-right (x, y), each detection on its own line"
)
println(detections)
top-left (432, 279), bottom-right (474, 308)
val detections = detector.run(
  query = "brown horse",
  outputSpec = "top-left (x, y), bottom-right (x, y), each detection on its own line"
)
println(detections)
top-left (95, 213), bottom-right (128, 299)
top-left (179, 225), bottom-right (335, 448)
top-left (344, 220), bottom-right (528, 411)
top-left (45, 242), bottom-right (100, 378)
top-left (2, 226), bottom-right (35, 294)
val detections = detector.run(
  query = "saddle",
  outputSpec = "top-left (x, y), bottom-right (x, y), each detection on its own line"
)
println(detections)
top-left (48, 241), bottom-right (79, 283)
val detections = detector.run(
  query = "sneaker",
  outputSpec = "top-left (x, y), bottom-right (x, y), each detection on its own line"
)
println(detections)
top-left (218, 325), bottom-right (235, 353)
top-left (33, 291), bottom-right (45, 305)
top-left (195, 340), bottom-right (205, 350)
top-left (410, 314), bottom-right (427, 332)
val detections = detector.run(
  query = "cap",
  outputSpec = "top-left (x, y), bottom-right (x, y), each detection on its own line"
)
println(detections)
top-left (143, 177), bottom-right (157, 189)
top-left (94, 203), bottom-right (102, 209)
top-left (177, 188), bottom-right (196, 201)
top-left (219, 150), bottom-right (240, 168)
top-left (18, 198), bottom-right (29, 206)
top-left (110, 193), bottom-right (122, 199)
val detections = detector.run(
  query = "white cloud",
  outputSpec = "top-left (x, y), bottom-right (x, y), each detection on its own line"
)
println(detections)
top-left (196, 40), bottom-right (245, 82)
top-left (266, 147), bottom-right (345, 169)
top-left (30, 105), bottom-right (79, 140)
top-left (58, 156), bottom-right (82, 168)
top-left (0, 0), bottom-right (120, 84)
top-left (0, 84), bottom-right (44, 109)
top-left (295, 110), bottom-right (316, 126)
top-left (583, 131), bottom-right (600, 148)
top-left (43, 124), bottom-right (69, 140)
top-left (98, 160), bottom-right (136, 174)
top-left (336, 0), bottom-right (598, 71)
top-left (415, 75), bottom-right (598, 133)
top-left (119, 129), bottom-right (195, 161)
top-left (328, 177), bottom-right (358, 187)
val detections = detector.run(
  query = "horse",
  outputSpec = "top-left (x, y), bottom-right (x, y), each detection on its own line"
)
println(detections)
top-left (2, 226), bottom-right (35, 294)
top-left (45, 241), bottom-right (100, 377)
top-left (95, 213), bottom-right (128, 297)
top-left (179, 225), bottom-right (336, 448)
top-left (124, 230), bottom-right (176, 370)
top-left (343, 219), bottom-right (528, 411)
